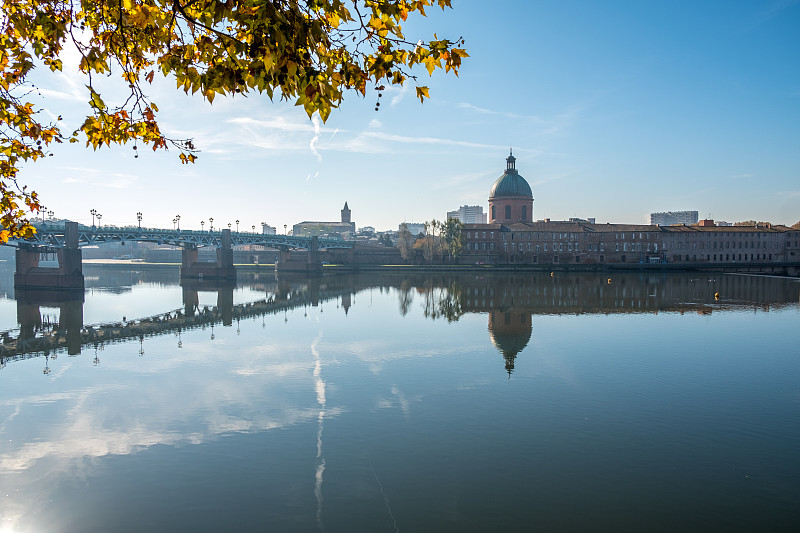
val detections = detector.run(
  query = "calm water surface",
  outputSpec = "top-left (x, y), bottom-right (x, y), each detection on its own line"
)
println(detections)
top-left (0, 265), bottom-right (798, 532)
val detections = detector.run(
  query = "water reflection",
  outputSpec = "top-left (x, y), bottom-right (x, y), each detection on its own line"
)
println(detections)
top-left (2, 270), bottom-right (798, 374)
top-left (0, 267), bottom-right (797, 532)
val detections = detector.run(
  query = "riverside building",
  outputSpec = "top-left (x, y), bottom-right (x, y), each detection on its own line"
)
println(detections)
top-left (462, 154), bottom-right (800, 266)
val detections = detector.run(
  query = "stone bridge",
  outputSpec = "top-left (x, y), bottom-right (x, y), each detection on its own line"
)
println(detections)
top-left (5, 222), bottom-right (355, 290)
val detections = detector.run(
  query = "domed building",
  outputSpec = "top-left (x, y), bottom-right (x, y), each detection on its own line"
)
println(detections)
top-left (489, 150), bottom-right (533, 223)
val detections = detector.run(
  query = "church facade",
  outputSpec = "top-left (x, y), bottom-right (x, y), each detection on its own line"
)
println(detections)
top-left (293, 202), bottom-right (356, 239)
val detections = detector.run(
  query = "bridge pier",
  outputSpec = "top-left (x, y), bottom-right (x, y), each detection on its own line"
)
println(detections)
top-left (14, 221), bottom-right (84, 291)
top-left (180, 229), bottom-right (236, 280)
top-left (274, 236), bottom-right (323, 275)
top-left (181, 279), bottom-right (236, 326)
top-left (16, 289), bottom-right (84, 355)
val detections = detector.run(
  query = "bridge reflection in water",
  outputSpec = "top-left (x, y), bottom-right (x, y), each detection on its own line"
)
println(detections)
top-left (1, 269), bottom-right (798, 374)
top-left (1, 273), bottom-right (353, 364)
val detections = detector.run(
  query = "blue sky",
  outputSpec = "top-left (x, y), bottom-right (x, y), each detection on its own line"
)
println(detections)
top-left (21, 0), bottom-right (800, 231)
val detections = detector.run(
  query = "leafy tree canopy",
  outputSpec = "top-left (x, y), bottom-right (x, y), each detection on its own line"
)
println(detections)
top-left (0, 0), bottom-right (467, 240)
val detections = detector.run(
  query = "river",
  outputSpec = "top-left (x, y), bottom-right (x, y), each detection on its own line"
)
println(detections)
top-left (0, 264), bottom-right (798, 532)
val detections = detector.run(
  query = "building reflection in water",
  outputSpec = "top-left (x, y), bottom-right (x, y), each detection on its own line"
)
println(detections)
top-left (2, 268), bottom-right (798, 377)
top-left (488, 310), bottom-right (532, 375)
top-left (448, 272), bottom-right (799, 376)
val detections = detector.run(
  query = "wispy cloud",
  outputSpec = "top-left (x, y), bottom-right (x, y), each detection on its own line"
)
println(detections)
top-left (754, 0), bottom-right (800, 25)
top-left (389, 85), bottom-right (410, 106)
top-left (212, 113), bottom-right (507, 157)
top-left (457, 101), bottom-right (589, 136)
top-left (309, 115), bottom-right (322, 161)
top-left (226, 116), bottom-right (315, 132)
top-left (357, 131), bottom-right (506, 151)
top-left (457, 103), bottom-right (547, 123)
top-left (97, 173), bottom-right (138, 189)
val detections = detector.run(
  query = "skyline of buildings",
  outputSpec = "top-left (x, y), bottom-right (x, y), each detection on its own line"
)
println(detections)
top-left (461, 155), bottom-right (799, 266)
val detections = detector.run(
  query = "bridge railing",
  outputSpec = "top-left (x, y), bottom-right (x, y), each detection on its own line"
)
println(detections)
top-left (7, 224), bottom-right (354, 251)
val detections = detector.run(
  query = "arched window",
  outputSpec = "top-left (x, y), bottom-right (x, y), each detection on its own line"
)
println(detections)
top-left (505, 205), bottom-right (511, 220)
top-left (522, 205), bottom-right (527, 220)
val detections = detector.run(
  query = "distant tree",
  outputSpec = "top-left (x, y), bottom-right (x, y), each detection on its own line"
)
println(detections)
top-left (420, 220), bottom-right (440, 263)
top-left (443, 217), bottom-right (463, 260)
top-left (396, 223), bottom-right (413, 260)
top-left (734, 220), bottom-right (773, 227)
top-left (0, 0), bottom-right (467, 240)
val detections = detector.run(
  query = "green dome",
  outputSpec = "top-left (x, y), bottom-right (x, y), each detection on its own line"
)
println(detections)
top-left (489, 152), bottom-right (532, 198)
top-left (490, 172), bottom-right (532, 198)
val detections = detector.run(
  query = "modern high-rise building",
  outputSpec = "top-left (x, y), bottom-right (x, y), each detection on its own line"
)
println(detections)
top-left (650, 211), bottom-right (699, 226)
top-left (446, 205), bottom-right (487, 224)
top-left (399, 222), bottom-right (426, 236)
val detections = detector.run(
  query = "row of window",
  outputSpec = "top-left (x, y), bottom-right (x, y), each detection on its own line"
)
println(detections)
top-left (668, 240), bottom-right (780, 250)
top-left (615, 233), bottom-right (652, 240)
top-left (614, 243), bottom-right (658, 252)
top-left (466, 243), bottom-right (496, 251)
top-left (673, 254), bottom-right (776, 262)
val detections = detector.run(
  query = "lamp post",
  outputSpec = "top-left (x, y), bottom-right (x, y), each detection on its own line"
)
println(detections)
top-left (209, 217), bottom-right (214, 232)
top-left (284, 224), bottom-right (287, 235)
top-left (90, 209), bottom-right (97, 227)
top-left (251, 225), bottom-right (255, 233)
top-left (136, 211), bottom-right (142, 229)
top-left (96, 213), bottom-right (102, 227)
top-left (47, 210), bottom-right (54, 223)
top-left (172, 218), bottom-right (177, 230)
top-left (227, 223), bottom-right (231, 231)
top-left (200, 220), bottom-right (205, 231)
top-left (235, 219), bottom-right (239, 232)
top-left (175, 215), bottom-right (180, 231)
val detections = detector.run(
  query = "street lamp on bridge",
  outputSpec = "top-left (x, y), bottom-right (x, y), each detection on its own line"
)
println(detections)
top-left (47, 210), bottom-right (54, 222)
top-left (235, 219), bottom-right (239, 232)
top-left (200, 220), bottom-right (205, 231)
top-left (284, 224), bottom-right (287, 235)
top-left (96, 213), bottom-right (102, 227)
top-left (90, 209), bottom-right (97, 227)
top-left (209, 218), bottom-right (214, 232)
top-left (136, 212), bottom-right (142, 229)
top-left (251, 225), bottom-right (255, 233)
top-left (175, 215), bottom-right (181, 231)
top-left (172, 218), bottom-right (177, 230)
